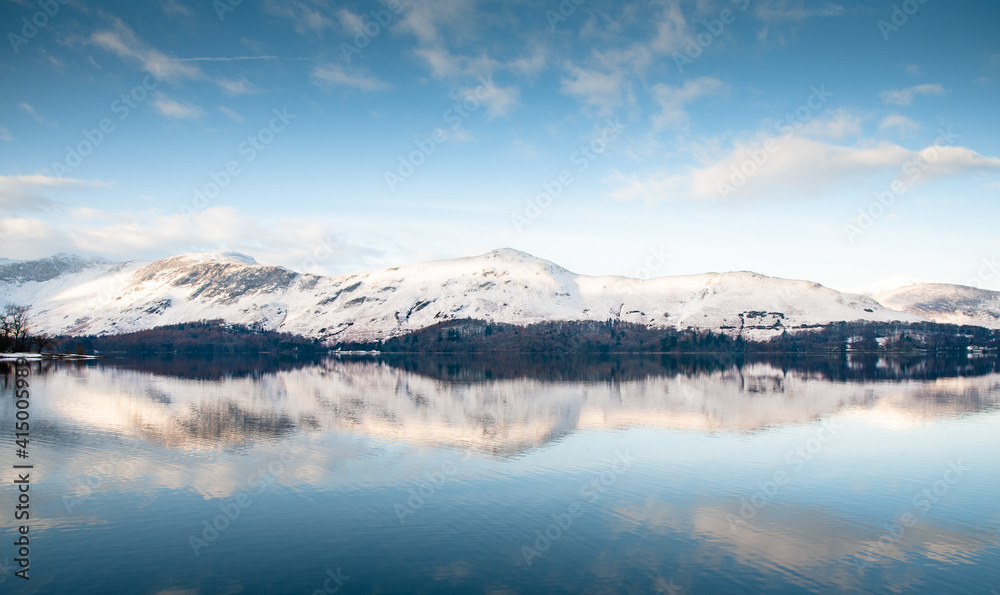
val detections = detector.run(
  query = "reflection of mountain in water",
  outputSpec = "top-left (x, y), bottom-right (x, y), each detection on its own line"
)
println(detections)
top-left (10, 356), bottom-right (1000, 457)
top-left (18, 352), bottom-right (996, 383)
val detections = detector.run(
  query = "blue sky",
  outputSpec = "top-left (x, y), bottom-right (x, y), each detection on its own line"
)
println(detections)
top-left (1, 0), bottom-right (999, 290)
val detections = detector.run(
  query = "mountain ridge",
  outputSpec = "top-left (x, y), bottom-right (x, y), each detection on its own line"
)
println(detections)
top-left (2, 250), bottom-right (999, 342)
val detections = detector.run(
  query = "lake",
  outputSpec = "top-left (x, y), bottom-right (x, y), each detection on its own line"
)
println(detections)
top-left (1, 354), bottom-right (999, 593)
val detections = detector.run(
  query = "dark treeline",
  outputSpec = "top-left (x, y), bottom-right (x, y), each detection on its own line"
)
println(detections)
top-left (50, 317), bottom-right (1000, 366)
top-left (761, 320), bottom-right (1000, 353)
top-left (337, 318), bottom-right (1000, 355)
top-left (61, 320), bottom-right (324, 356)
top-left (347, 319), bottom-right (736, 354)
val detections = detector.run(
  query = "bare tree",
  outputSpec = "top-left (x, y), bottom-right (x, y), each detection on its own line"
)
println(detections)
top-left (2, 304), bottom-right (32, 352)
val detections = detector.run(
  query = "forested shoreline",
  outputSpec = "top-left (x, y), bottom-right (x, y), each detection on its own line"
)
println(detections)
top-left (49, 317), bottom-right (1000, 356)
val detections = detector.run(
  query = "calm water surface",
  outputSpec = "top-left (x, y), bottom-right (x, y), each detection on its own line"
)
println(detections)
top-left (1, 355), bottom-right (999, 594)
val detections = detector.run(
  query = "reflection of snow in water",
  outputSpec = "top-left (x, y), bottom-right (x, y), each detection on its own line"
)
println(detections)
top-left (17, 360), bottom-right (1000, 455)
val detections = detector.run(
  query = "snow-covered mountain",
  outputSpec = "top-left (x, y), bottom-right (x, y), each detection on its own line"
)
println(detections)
top-left (0, 248), bottom-right (967, 343)
top-left (876, 283), bottom-right (1000, 329)
top-left (0, 252), bottom-right (110, 283)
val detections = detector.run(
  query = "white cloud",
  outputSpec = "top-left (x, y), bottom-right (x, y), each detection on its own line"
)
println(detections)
top-left (688, 137), bottom-right (908, 199)
top-left (90, 17), bottom-right (202, 82)
top-left (457, 80), bottom-right (519, 119)
top-left (176, 56), bottom-right (292, 63)
top-left (0, 175), bottom-right (109, 212)
top-left (0, 127), bottom-right (12, 141)
top-left (0, 207), bottom-right (384, 277)
top-left (395, 0), bottom-right (473, 45)
top-left (218, 106), bottom-right (245, 122)
top-left (447, 128), bottom-right (475, 143)
top-left (612, 135), bottom-right (1000, 203)
top-left (159, 0), bottom-right (192, 17)
top-left (1, 175), bottom-right (107, 189)
top-left (647, 2), bottom-right (690, 55)
top-left (795, 108), bottom-right (863, 140)
top-left (18, 103), bottom-right (54, 126)
top-left (909, 145), bottom-right (1000, 180)
top-left (430, 127), bottom-right (474, 144)
top-left (217, 76), bottom-right (262, 95)
top-left (336, 7), bottom-right (366, 34)
top-left (152, 94), bottom-right (204, 120)
top-left (414, 47), bottom-right (463, 78)
top-left (558, 3), bottom-right (713, 114)
top-left (561, 64), bottom-right (631, 115)
top-left (507, 50), bottom-right (548, 77)
top-left (879, 114), bottom-right (920, 137)
top-left (879, 83), bottom-right (945, 106)
top-left (754, 1), bottom-right (845, 21)
top-left (607, 169), bottom-right (680, 203)
top-left (413, 47), bottom-right (499, 80)
top-left (311, 64), bottom-right (391, 92)
top-left (262, 0), bottom-right (335, 35)
top-left (651, 77), bottom-right (728, 131)
top-left (511, 139), bottom-right (538, 161)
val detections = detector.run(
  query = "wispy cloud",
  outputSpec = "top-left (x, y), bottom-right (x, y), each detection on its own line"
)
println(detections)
top-left (562, 64), bottom-right (631, 115)
top-left (219, 106), bottom-right (245, 122)
top-left (395, 0), bottom-right (475, 45)
top-left (511, 139), bottom-right (538, 161)
top-left (508, 49), bottom-right (548, 77)
top-left (651, 77), bottom-right (729, 131)
top-left (152, 94), bottom-right (204, 119)
top-left (413, 47), bottom-right (499, 80)
top-left (559, 3), bottom-right (695, 114)
top-left (879, 83), bottom-right (945, 106)
top-left (175, 55), bottom-right (306, 62)
top-left (217, 76), bottom-right (262, 95)
top-left (90, 17), bottom-right (202, 81)
top-left (311, 64), bottom-right (391, 92)
top-left (0, 126), bottom-right (12, 141)
top-left (18, 103), bottom-right (54, 126)
top-left (456, 79), bottom-right (519, 119)
top-left (262, 0), bottom-right (335, 35)
top-left (394, 0), bottom-right (508, 88)
top-left (754, 1), bottom-right (845, 21)
top-left (879, 114), bottom-right (920, 136)
top-left (611, 121), bottom-right (1000, 203)
top-left (0, 174), bottom-right (109, 212)
top-left (159, 0), bottom-right (192, 18)
top-left (0, 206), bottom-right (384, 276)
top-left (794, 108), bottom-right (863, 140)
top-left (334, 7), bottom-right (366, 35)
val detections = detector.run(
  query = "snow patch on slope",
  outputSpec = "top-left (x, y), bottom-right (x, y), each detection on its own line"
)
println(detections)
top-left (875, 283), bottom-right (1000, 329)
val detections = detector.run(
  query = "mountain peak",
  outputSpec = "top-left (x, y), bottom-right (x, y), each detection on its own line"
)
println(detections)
top-left (474, 248), bottom-right (573, 275)
top-left (168, 252), bottom-right (259, 266)
top-left (483, 248), bottom-right (540, 261)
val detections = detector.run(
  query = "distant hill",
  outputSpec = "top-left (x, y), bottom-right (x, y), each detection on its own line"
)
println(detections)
top-left (876, 283), bottom-right (1000, 329)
